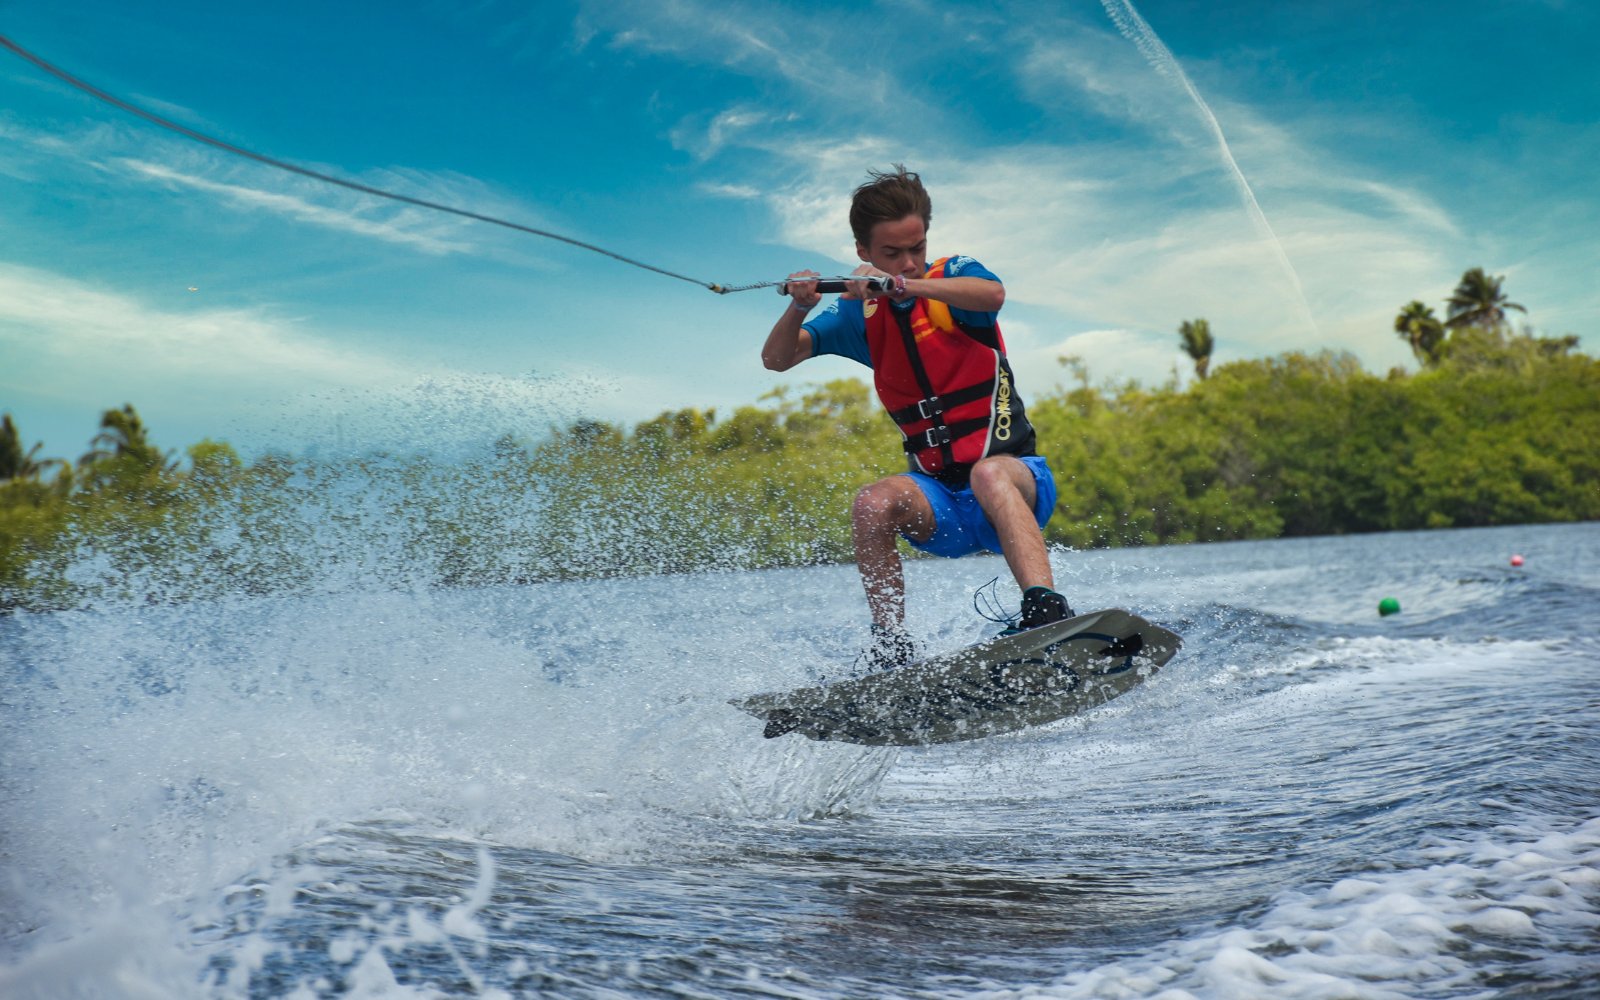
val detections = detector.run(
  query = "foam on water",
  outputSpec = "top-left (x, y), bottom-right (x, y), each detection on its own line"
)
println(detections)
top-left (961, 817), bottom-right (1600, 1000)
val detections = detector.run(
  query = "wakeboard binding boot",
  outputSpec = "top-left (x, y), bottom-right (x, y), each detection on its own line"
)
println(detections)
top-left (999, 587), bottom-right (1074, 636)
top-left (858, 623), bottom-right (920, 673)
top-left (765, 626), bottom-right (919, 738)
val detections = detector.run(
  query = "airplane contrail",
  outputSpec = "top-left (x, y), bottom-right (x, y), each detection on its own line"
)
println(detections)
top-left (1101, 0), bottom-right (1319, 336)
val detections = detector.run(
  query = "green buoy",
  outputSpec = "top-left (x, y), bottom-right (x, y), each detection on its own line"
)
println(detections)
top-left (1378, 597), bottom-right (1401, 617)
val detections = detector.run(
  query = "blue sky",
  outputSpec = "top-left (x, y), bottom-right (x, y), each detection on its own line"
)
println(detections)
top-left (3, 0), bottom-right (1596, 459)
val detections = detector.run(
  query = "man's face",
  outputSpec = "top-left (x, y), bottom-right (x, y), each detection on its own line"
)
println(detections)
top-left (857, 215), bottom-right (928, 278)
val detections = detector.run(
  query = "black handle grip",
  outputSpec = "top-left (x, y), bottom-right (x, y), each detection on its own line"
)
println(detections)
top-left (778, 276), bottom-right (894, 296)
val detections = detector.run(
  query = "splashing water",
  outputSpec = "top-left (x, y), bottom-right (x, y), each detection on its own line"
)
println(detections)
top-left (1101, 0), bottom-right (1320, 337)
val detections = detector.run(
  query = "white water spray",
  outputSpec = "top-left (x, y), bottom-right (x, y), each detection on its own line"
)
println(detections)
top-left (1101, 0), bottom-right (1319, 336)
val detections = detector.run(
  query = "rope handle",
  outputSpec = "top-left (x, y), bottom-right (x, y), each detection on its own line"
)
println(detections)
top-left (708, 275), bottom-right (895, 296)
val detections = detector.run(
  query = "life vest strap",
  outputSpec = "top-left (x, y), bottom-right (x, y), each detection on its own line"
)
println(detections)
top-left (901, 416), bottom-right (993, 454)
top-left (885, 377), bottom-right (996, 426)
top-left (891, 302), bottom-right (956, 467)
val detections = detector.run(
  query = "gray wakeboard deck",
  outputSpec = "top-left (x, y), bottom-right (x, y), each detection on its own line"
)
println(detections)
top-left (729, 609), bottom-right (1181, 746)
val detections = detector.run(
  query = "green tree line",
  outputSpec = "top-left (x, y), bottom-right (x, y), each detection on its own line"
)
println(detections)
top-left (4, 270), bottom-right (1595, 611)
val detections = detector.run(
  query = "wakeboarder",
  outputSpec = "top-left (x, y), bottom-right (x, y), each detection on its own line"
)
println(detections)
top-left (760, 166), bottom-right (1072, 669)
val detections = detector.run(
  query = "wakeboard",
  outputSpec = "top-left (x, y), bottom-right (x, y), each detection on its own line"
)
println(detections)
top-left (730, 609), bottom-right (1181, 746)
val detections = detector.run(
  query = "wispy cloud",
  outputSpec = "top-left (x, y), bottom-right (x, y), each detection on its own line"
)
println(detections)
top-left (0, 114), bottom-right (574, 263)
top-left (569, 0), bottom-right (931, 164)
top-left (580, 0), bottom-right (904, 103)
top-left (671, 106), bottom-right (790, 161)
top-left (1100, 0), bottom-right (1317, 335)
top-left (125, 93), bottom-right (213, 128)
top-left (0, 262), bottom-right (631, 454)
top-left (120, 159), bottom-right (475, 254)
top-left (0, 261), bottom-right (408, 390)
top-left (698, 182), bottom-right (762, 200)
top-left (1004, 323), bottom-right (1190, 394)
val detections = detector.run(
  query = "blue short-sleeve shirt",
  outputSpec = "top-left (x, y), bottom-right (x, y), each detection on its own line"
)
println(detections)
top-left (804, 256), bottom-right (1001, 368)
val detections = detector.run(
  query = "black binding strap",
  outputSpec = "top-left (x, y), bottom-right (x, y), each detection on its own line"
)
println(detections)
top-left (892, 310), bottom-right (956, 468)
top-left (885, 377), bottom-right (996, 426)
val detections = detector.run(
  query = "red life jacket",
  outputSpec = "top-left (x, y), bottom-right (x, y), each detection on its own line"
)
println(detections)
top-left (864, 257), bottom-right (1036, 484)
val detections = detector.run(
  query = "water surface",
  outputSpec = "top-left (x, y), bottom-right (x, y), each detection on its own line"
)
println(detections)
top-left (3, 522), bottom-right (1598, 998)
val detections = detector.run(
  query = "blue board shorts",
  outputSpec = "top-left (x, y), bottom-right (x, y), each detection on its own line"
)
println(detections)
top-left (904, 455), bottom-right (1057, 559)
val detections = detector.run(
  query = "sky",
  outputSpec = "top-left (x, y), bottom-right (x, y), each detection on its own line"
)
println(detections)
top-left (2, 0), bottom-right (1597, 459)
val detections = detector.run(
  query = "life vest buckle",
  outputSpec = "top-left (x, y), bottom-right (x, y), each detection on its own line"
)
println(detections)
top-left (921, 425), bottom-right (953, 449)
top-left (916, 396), bottom-right (944, 420)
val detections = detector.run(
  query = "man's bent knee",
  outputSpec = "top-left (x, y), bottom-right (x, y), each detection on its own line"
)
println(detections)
top-left (969, 456), bottom-right (1035, 508)
top-left (966, 459), bottom-right (1011, 494)
top-left (852, 479), bottom-right (903, 529)
top-left (853, 476), bottom-right (933, 541)
top-left (852, 481), bottom-right (888, 515)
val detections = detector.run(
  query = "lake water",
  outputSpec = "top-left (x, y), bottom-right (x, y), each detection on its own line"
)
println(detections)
top-left (2, 522), bottom-right (1598, 998)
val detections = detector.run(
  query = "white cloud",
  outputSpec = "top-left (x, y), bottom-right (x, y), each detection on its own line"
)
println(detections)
top-left (671, 106), bottom-right (788, 161)
top-left (120, 159), bottom-right (475, 254)
top-left (0, 262), bottom-right (648, 455)
top-left (583, 0), bottom-right (905, 103)
top-left (0, 262), bottom-right (409, 392)
top-left (995, 316), bottom-right (1191, 403)
top-left (698, 182), bottom-right (762, 200)
top-left (0, 114), bottom-right (579, 264)
top-left (1015, 26), bottom-right (1214, 147)
top-left (125, 93), bottom-right (212, 128)
top-left (571, 0), bottom-right (929, 164)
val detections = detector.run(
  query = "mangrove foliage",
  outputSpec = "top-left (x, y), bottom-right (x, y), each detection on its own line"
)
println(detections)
top-left (3, 324), bottom-right (1595, 611)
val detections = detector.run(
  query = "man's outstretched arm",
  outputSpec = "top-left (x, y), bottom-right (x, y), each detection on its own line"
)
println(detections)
top-left (904, 275), bottom-right (1004, 312)
top-left (844, 265), bottom-right (1004, 313)
top-left (762, 270), bottom-right (821, 372)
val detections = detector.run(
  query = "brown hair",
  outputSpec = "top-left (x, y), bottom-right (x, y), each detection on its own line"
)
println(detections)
top-left (849, 165), bottom-right (932, 246)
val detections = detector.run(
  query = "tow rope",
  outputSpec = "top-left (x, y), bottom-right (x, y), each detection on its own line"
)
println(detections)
top-left (0, 31), bottom-right (867, 297)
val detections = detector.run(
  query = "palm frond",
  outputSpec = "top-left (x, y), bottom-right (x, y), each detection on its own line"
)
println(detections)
top-left (1178, 319), bottom-right (1215, 379)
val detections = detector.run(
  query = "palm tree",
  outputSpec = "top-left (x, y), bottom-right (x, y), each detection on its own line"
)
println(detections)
top-left (1393, 301), bottom-right (1445, 365)
top-left (1445, 267), bottom-right (1525, 330)
top-left (79, 404), bottom-right (172, 471)
top-left (0, 414), bottom-right (64, 481)
top-left (1179, 319), bottom-right (1214, 380)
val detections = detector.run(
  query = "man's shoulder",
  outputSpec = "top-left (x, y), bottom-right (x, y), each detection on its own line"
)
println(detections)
top-left (939, 255), bottom-right (998, 281)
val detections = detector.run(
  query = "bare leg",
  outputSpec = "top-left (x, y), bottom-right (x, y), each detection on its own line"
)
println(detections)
top-left (968, 455), bottom-right (1053, 592)
top-left (851, 475), bottom-right (936, 629)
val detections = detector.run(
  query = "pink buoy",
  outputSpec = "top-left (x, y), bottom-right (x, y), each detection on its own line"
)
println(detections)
top-left (1511, 554), bottom-right (1524, 567)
